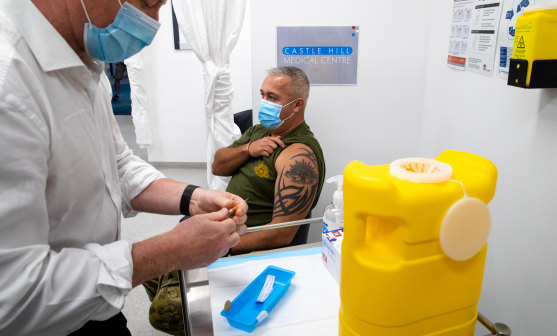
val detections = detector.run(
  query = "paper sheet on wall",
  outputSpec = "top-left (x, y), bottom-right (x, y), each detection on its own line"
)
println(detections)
top-left (448, 0), bottom-right (474, 70)
top-left (496, 0), bottom-right (538, 79)
top-left (466, 1), bottom-right (503, 76)
top-left (208, 249), bottom-right (340, 335)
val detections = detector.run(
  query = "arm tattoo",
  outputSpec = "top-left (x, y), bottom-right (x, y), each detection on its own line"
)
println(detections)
top-left (273, 148), bottom-right (319, 219)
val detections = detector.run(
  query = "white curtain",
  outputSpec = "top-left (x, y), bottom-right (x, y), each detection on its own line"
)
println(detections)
top-left (125, 51), bottom-right (153, 149)
top-left (172, 0), bottom-right (245, 190)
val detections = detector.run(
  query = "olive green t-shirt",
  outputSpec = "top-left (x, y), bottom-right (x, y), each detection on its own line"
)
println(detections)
top-left (226, 122), bottom-right (325, 227)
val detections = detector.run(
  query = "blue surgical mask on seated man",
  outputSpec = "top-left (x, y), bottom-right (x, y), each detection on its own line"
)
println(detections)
top-left (258, 98), bottom-right (298, 129)
top-left (80, 0), bottom-right (161, 63)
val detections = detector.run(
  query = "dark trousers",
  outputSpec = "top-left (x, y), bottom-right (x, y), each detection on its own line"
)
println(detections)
top-left (69, 312), bottom-right (131, 336)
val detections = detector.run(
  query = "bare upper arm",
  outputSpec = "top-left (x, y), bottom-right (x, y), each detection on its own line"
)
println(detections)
top-left (272, 144), bottom-right (320, 223)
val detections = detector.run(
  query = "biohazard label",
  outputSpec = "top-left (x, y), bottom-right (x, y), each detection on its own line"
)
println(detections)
top-left (516, 36), bottom-right (525, 48)
top-left (513, 23), bottom-right (531, 58)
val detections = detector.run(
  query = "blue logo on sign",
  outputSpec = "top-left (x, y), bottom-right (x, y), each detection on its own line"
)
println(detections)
top-left (282, 47), bottom-right (353, 55)
top-left (500, 47), bottom-right (507, 67)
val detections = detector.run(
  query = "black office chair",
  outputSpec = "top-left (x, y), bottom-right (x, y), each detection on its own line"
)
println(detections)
top-left (233, 109), bottom-right (253, 134)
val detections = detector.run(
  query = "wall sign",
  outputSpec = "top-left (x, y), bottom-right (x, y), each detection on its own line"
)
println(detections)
top-left (448, 0), bottom-right (474, 70)
top-left (277, 26), bottom-right (359, 85)
top-left (466, 0), bottom-right (503, 76)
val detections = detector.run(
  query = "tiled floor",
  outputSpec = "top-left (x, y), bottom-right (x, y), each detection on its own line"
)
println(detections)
top-left (115, 115), bottom-right (148, 162)
top-left (116, 115), bottom-right (207, 335)
top-left (120, 167), bottom-right (209, 336)
top-left (121, 210), bottom-right (181, 336)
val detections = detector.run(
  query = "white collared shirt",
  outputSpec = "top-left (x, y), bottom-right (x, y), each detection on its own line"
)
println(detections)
top-left (0, 0), bottom-right (165, 335)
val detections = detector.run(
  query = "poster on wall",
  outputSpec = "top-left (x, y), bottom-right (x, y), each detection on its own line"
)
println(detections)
top-left (448, 0), bottom-right (474, 70)
top-left (277, 26), bottom-right (359, 85)
top-left (496, 0), bottom-right (537, 79)
top-left (466, 0), bottom-right (503, 76)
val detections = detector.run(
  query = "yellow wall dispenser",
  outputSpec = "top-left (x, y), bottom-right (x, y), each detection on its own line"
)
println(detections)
top-left (507, 5), bottom-right (557, 88)
top-left (339, 150), bottom-right (497, 336)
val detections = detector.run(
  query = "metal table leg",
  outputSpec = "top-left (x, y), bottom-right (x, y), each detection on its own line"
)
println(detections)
top-left (478, 312), bottom-right (512, 336)
top-left (178, 268), bottom-right (214, 336)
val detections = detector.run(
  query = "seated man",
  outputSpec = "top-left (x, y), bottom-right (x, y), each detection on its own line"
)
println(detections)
top-left (145, 66), bottom-right (325, 334)
top-left (213, 65), bottom-right (326, 254)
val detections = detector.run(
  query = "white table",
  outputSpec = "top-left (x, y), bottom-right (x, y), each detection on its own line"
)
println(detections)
top-left (179, 243), bottom-right (340, 336)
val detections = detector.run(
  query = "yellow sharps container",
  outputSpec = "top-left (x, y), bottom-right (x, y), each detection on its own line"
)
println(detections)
top-left (508, 5), bottom-right (557, 88)
top-left (339, 150), bottom-right (497, 336)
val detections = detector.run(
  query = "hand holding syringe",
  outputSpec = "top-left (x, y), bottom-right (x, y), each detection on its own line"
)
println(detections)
top-left (228, 198), bottom-right (249, 218)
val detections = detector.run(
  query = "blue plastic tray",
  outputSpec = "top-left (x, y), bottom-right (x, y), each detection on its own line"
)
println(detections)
top-left (220, 265), bottom-right (295, 332)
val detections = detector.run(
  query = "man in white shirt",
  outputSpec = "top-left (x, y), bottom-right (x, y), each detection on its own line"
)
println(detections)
top-left (0, 0), bottom-right (247, 335)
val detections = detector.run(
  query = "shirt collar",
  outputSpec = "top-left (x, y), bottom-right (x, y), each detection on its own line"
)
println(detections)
top-left (2, 0), bottom-right (95, 72)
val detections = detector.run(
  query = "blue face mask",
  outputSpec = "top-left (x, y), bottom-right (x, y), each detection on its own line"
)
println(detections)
top-left (81, 0), bottom-right (161, 63)
top-left (258, 98), bottom-right (297, 129)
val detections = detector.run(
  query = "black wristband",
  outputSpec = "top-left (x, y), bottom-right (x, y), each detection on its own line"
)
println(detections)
top-left (180, 184), bottom-right (200, 217)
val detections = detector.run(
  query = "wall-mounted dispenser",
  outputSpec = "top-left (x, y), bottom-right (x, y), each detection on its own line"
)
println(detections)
top-left (507, 6), bottom-right (557, 88)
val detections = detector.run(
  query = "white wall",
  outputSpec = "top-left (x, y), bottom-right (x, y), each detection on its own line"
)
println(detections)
top-left (250, 0), bottom-right (557, 333)
top-left (142, 2), bottom-right (252, 162)
top-left (144, 1), bottom-right (557, 333)
top-left (422, 2), bottom-right (557, 334)
top-left (251, 0), bottom-right (435, 241)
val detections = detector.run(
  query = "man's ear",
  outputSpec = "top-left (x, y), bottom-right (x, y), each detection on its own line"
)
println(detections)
top-left (293, 98), bottom-right (304, 112)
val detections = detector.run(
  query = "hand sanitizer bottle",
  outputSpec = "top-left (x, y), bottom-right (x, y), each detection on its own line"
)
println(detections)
top-left (323, 175), bottom-right (344, 233)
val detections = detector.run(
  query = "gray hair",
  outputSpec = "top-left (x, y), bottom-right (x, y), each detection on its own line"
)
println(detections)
top-left (267, 66), bottom-right (310, 101)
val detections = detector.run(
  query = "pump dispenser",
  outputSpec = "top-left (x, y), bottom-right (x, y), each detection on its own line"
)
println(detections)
top-left (323, 175), bottom-right (344, 232)
top-left (322, 175), bottom-right (345, 284)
